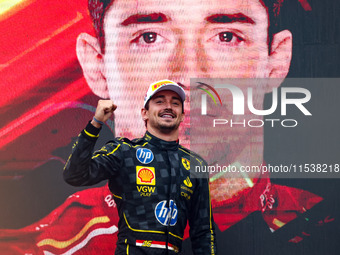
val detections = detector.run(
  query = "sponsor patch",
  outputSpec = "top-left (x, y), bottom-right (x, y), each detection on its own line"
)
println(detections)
top-left (152, 80), bottom-right (173, 91)
top-left (181, 191), bottom-right (191, 200)
top-left (183, 176), bottom-right (192, 188)
top-left (136, 166), bottom-right (156, 185)
top-left (181, 185), bottom-right (193, 194)
top-left (136, 240), bottom-right (179, 252)
top-left (137, 185), bottom-right (156, 196)
top-left (155, 200), bottom-right (178, 226)
top-left (181, 157), bottom-right (190, 170)
top-left (136, 148), bottom-right (154, 164)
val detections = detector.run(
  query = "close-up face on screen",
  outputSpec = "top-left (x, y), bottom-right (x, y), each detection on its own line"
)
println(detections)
top-left (1, 0), bottom-right (340, 254)
top-left (82, 0), bottom-right (274, 141)
top-left (78, 0), bottom-right (290, 203)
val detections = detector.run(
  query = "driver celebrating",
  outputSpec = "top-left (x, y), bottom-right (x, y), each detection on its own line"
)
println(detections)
top-left (63, 80), bottom-right (216, 254)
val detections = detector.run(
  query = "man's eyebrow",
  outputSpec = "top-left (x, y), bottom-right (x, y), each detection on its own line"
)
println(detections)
top-left (152, 95), bottom-right (165, 100)
top-left (121, 13), bottom-right (169, 26)
top-left (205, 13), bottom-right (255, 24)
top-left (172, 96), bottom-right (181, 101)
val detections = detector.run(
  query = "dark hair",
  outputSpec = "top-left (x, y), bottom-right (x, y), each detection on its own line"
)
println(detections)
top-left (88, 0), bottom-right (293, 54)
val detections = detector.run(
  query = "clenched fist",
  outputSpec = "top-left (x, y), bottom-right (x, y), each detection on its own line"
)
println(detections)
top-left (91, 100), bottom-right (117, 128)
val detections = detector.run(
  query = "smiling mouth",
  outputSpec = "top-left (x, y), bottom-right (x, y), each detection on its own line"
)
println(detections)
top-left (160, 113), bottom-right (175, 119)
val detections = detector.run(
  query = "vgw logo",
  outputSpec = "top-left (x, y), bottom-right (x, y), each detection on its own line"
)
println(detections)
top-left (198, 83), bottom-right (312, 116)
top-left (136, 148), bottom-right (154, 164)
top-left (155, 200), bottom-right (178, 226)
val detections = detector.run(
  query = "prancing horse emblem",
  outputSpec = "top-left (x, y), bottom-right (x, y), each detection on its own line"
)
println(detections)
top-left (181, 157), bottom-right (190, 170)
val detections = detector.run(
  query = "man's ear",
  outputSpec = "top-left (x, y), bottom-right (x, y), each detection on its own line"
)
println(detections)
top-left (76, 33), bottom-right (109, 98)
top-left (180, 111), bottom-right (185, 123)
top-left (267, 30), bottom-right (293, 89)
top-left (141, 108), bottom-right (148, 121)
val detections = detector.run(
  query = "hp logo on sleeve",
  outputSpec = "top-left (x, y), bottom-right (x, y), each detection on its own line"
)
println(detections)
top-left (136, 148), bottom-right (154, 164)
top-left (155, 200), bottom-right (178, 226)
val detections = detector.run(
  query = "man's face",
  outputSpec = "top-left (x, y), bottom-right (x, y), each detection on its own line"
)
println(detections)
top-left (143, 90), bottom-right (184, 133)
top-left (102, 0), bottom-right (271, 140)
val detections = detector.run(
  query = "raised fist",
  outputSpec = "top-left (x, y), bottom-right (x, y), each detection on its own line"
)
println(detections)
top-left (91, 99), bottom-right (117, 128)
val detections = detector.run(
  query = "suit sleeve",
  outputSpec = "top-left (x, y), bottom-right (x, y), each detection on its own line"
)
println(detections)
top-left (63, 121), bottom-right (122, 186)
top-left (188, 159), bottom-right (217, 255)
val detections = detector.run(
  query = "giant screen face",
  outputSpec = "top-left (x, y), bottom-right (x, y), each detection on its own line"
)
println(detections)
top-left (0, 0), bottom-right (340, 254)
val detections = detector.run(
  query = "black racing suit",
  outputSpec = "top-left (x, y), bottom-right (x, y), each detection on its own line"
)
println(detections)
top-left (63, 122), bottom-right (216, 254)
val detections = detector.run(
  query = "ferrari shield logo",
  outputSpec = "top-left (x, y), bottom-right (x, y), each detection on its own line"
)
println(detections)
top-left (181, 158), bottom-right (190, 170)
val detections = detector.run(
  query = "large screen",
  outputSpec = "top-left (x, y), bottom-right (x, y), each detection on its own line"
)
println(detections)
top-left (0, 0), bottom-right (339, 254)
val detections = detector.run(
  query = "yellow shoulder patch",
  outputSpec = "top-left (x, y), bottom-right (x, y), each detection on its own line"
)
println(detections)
top-left (181, 157), bottom-right (190, 170)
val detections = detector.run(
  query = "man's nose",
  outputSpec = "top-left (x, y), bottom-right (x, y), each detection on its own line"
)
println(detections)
top-left (168, 36), bottom-right (209, 87)
top-left (164, 101), bottom-right (173, 110)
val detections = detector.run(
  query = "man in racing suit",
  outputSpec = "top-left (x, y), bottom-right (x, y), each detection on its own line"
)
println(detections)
top-left (63, 80), bottom-right (216, 254)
